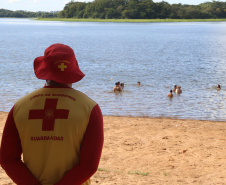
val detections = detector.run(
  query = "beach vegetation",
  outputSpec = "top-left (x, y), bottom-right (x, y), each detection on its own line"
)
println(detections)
top-left (163, 172), bottom-right (170, 176)
top-left (128, 170), bottom-right (149, 176)
top-left (98, 168), bottom-right (110, 172)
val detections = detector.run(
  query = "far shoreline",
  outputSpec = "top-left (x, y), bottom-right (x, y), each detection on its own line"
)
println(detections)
top-left (35, 18), bottom-right (226, 23)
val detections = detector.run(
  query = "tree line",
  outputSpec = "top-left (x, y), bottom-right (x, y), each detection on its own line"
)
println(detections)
top-left (59, 0), bottom-right (226, 19)
top-left (0, 9), bottom-right (59, 18)
top-left (1, 0), bottom-right (226, 19)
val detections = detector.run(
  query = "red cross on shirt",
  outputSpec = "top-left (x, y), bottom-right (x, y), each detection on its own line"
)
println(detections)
top-left (29, 98), bottom-right (69, 131)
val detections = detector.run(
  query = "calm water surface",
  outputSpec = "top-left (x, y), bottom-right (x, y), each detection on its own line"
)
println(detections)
top-left (0, 18), bottom-right (226, 121)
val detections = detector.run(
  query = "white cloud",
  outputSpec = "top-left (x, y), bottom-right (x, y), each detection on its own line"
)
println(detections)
top-left (33, 0), bottom-right (39, 3)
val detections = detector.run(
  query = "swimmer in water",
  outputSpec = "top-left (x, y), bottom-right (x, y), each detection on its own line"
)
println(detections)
top-left (175, 85), bottom-right (182, 94)
top-left (168, 90), bottom-right (173, 98)
top-left (114, 82), bottom-right (122, 92)
top-left (172, 85), bottom-right (177, 93)
top-left (217, 84), bottom-right (221, 90)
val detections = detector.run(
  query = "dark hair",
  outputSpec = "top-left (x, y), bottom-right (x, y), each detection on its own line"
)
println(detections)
top-left (170, 90), bottom-right (172, 93)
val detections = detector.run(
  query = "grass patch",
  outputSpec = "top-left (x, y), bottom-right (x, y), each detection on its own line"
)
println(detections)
top-left (128, 170), bottom-right (149, 176)
top-left (98, 168), bottom-right (149, 176)
top-left (98, 168), bottom-right (110, 172)
top-left (163, 172), bottom-right (170, 176)
top-left (36, 18), bottom-right (226, 23)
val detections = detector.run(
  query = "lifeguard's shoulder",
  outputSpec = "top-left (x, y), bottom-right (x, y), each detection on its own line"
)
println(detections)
top-left (15, 88), bottom-right (44, 105)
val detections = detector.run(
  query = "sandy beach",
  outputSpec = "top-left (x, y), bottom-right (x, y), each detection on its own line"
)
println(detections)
top-left (0, 112), bottom-right (225, 185)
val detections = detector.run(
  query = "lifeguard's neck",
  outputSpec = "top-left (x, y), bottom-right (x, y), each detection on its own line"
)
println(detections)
top-left (46, 80), bottom-right (72, 88)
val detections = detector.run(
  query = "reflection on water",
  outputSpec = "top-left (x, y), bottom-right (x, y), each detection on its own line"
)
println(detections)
top-left (0, 18), bottom-right (226, 121)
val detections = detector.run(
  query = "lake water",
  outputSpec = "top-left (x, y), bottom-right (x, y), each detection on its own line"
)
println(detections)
top-left (0, 18), bottom-right (226, 121)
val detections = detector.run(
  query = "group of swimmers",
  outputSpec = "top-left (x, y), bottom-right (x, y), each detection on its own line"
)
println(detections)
top-left (114, 81), bottom-right (141, 92)
top-left (114, 82), bottom-right (221, 96)
top-left (114, 82), bottom-right (124, 92)
top-left (168, 85), bottom-right (182, 98)
top-left (168, 84), bottom-right (221, 98)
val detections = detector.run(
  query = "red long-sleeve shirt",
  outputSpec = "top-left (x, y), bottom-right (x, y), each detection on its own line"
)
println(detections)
top-left (0, 87), bottom-right (104, 185)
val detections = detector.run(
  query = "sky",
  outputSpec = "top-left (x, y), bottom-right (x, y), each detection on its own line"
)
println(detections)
top-left (0, 0), bottom-right (217, 12)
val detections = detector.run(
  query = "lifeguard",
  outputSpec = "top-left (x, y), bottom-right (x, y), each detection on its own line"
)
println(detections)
top-left (0, 43), bottom-right (104, 185)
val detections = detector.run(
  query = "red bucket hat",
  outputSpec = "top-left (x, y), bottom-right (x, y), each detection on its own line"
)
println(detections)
top-left (34, 43), bottom-right (85, 84)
